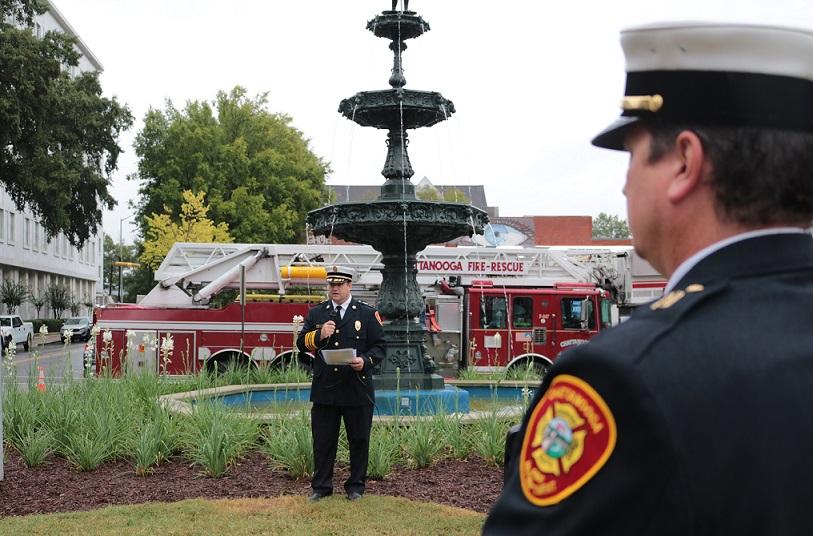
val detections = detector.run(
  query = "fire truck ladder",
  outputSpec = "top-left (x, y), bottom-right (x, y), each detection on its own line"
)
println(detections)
top-left (140, 242), bottom-right (628, 307)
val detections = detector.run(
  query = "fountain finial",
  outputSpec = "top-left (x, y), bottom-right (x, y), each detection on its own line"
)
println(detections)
top-left (391, 0), bottom-right (410, 11)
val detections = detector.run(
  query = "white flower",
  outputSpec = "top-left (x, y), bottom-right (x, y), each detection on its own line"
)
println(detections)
top-left (126, 330), bottom-right (136, 340)
top-left (39, 324), bottom-right (48, 335)
top-left (293, 315), bottom-right (304, 323)
top-left (90, 324), bottom-right (100, 337)
top-left (160, 333), bottom-right (174, 354)
top-left (102, 328), bottom-right (113, 343)
top-left (63, 329), bottom-right (73, 341)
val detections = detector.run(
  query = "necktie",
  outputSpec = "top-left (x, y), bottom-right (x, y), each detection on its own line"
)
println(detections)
top-left (335, 305), bottom-right (342, 320)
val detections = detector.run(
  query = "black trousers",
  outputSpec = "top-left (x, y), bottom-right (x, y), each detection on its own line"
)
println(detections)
top-left (311, 402), bottom-right (374, 495)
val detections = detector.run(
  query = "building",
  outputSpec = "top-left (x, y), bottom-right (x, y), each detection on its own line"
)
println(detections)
top-left (0, 1), bottom-right (105, 319)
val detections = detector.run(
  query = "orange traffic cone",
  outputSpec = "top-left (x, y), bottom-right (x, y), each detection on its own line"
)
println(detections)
top-left (37, 366), bottom-right (46, 392)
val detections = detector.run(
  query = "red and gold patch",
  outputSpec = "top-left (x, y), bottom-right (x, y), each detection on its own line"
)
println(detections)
top-left (519, 374), bottom-right (616, 506)
top-left (374, 311), bottom-right (384, 326)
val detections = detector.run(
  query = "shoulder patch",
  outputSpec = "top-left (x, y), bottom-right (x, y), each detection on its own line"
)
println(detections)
top-left (374, 311), bottom-right (384, 325)
top-left (519, 374), bottom-right (616, 506)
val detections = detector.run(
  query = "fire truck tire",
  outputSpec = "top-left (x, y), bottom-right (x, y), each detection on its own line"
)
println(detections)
top-left (531, 360), bottom-right (550, 379)
top-left (205, 352), bottom-right (250, 374)
top-left (274, 352), bottom-right (312, 374)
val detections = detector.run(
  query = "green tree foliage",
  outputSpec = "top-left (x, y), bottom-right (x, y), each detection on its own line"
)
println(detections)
top-left (417, 187), bottom-right (470, 203)
top-left (0, 279), bottom-right (28, 314)
top-left (592, 212), bottom-right (631, 239)
top-left (45, 284), bottom-right (70, 319)
top-left (102, 233), bottom-right (137, 297)
top-left (131, 87), bottom-right (329, 245)
top-left (140, 190), bottom-right (233, 270)
top-left (0, 1), bottom-right (133, 246)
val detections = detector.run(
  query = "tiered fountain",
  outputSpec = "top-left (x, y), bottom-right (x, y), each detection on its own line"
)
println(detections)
top-left (307, 1), bottom-right (488, 413)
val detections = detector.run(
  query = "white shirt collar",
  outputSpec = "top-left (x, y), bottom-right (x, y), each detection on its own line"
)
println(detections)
top-left (665, 228), bottom-right (808, 293)
top-left (331, 295), bottom-right (353, 317)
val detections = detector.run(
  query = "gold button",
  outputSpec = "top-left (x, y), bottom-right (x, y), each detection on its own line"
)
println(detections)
top-left (336, 329), bottom-right (340, 333)
top-left (334, 342), bottom-right (339, 346)
top-left (362, 375), bottom-right (366, 379)
top-left (334, 367), bottom-right (338, 372)
top-left (356, 336), bottom-right (359, 339)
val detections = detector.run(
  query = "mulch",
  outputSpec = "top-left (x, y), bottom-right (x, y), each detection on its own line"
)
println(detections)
top-left (0, 448), bottom-right (503, 518)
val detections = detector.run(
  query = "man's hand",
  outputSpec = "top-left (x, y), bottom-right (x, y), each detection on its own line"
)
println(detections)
top-left (349, 356), bottom-right (364, 371)
top-left (320, 320), bottom-right (336, 340)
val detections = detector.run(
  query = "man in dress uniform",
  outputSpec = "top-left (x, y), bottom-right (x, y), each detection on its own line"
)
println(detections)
top-left (484, 22), bottom-right (813, 535)
top-left (296, 266), bottom-right (385, 501)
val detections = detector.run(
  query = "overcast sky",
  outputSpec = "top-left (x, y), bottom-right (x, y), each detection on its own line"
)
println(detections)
top-left (52, 0), bottom-right (812, 244)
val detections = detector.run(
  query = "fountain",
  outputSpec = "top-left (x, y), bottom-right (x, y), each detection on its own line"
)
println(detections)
top-left (306, 1), bottom-right (489, 412)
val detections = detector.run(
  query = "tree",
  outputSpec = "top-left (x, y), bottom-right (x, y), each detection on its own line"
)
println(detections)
top-left (592, 212), bottom-right (631, 239)
top-left (45, 283), bottom-right (70, 319)
top-left (131, 87), bottom-right (329, 245)
top-left (29, 290), bottom-right (46, 318)
top-left (140, 190), bottom-right (233, 270)
top-left (0, 1), bottom-right (133, 246)
top-left (0, 279), bottom-right (28, 314)
top-left (103, 233), bottom-right (137, 296)
top-left (417, 187), bottom-right (470, 203)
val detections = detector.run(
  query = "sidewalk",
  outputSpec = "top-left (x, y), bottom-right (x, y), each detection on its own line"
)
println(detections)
top-left (32, 333), bottom-right (68, 347)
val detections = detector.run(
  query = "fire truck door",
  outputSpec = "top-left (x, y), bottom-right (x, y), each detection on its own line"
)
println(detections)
top-left (555, 296), bottom-right (593, 353)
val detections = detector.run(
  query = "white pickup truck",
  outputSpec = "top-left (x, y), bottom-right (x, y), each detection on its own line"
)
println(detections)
top-left (0, 315), bottom-right (34, 353)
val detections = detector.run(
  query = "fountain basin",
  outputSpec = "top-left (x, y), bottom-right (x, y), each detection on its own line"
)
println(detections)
top-left (160, 380), bottom-right (536, 420)
top-left (339, 89), bottom-right (455, 129)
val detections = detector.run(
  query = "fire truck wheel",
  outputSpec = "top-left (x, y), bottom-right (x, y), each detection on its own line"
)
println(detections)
top-left (205, 353), bottom-right (249, 375)
top-left (533, 360), bottom-right (550, 379)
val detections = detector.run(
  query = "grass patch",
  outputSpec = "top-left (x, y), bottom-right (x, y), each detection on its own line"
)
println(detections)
top-left (0, 496), bottom-right (484, 535)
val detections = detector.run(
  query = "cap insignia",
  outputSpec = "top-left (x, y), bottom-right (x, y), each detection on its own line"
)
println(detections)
top-left (519, 374), bottom-right (616, 506)
top-left (622, 94), bottom-right (663, 112)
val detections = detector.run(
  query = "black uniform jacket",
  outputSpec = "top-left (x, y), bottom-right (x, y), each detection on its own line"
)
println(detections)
top-left (296, 298), bottom-right (385, 407)
top-left (485, 233), bottom-right (813, 535)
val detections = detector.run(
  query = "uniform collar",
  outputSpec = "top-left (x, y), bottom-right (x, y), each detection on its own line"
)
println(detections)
top-left (670, 231), bottom-right (813, 290)
top-left (331, 295), bottom-right (353, 311)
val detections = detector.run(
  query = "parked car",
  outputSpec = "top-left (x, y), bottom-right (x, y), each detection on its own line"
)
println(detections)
top-left (61, 316), bottom-right (92, 342)
top-left (0, 315), bottom-right (34, 352)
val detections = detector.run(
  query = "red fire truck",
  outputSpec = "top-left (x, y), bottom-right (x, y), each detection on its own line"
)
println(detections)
top-left (93, 243), bottom-right (664, 376)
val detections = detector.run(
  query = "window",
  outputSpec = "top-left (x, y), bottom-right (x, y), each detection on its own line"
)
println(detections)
top-left (8, 212), bottom-right (15, 244)
top-left (480, 296), bottom-right (507, 329)
top-left (33, 223), bottom-right (40, 252)
top-left (23, 217), bottom-right (31, 249)
top-left (600, 299), bottom-right (613, 328)
top-left (512, 296), bottom-right (533, 328)
top-left (561, 297), bottom-right (596, 330)
top-left (0, 209), bottom-right (4, 241)
top-left (12, 316), bottom-right (21, 328)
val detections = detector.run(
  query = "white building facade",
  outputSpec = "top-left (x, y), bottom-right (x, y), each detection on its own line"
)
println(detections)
top-left (0, 2), bottom-right (106, 319)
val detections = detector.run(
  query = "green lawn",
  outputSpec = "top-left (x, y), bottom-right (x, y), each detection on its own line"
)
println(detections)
top-left (0, 495), bottom-right (485, 536)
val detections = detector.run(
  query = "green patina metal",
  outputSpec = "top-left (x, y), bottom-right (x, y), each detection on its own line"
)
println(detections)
top-left (307, 2), bottom-right (488, 391)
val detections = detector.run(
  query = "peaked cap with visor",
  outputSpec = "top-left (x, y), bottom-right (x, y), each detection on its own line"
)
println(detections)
top-left (592, 22), bottom-right (813, 150)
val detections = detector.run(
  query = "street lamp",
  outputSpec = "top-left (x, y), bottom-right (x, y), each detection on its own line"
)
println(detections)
top-left (118, 214), bottom-right (134, 302)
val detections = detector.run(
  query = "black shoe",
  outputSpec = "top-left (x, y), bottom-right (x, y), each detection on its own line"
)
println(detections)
top-left (308, 492), bottom-right (331, 502)
top-left (346, 491), bottom-right (363, 501)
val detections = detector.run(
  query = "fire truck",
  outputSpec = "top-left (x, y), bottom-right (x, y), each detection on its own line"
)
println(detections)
top-left (93, 242), bottom-right (664, 376)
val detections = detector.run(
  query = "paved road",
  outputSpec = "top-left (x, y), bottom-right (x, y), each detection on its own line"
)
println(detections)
top-left (2, 341), bottom-right (88, 389)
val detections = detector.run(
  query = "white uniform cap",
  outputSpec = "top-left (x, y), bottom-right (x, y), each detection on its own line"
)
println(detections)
top-left (593, 22), bottom-right (813, 150)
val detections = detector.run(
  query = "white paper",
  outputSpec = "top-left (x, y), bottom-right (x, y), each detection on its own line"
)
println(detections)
top-left (321, 348), bottom-right (356, 365)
